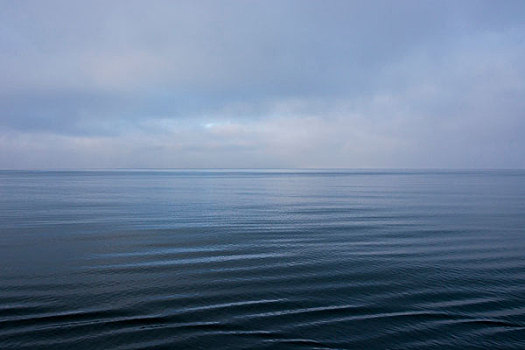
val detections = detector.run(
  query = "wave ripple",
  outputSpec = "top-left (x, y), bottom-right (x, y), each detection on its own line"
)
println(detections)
top-left (1, 170), bottom-right (525, 349)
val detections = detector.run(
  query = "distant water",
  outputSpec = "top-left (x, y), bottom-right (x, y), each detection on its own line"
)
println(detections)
top-left (1, 170), bottom-right (525, 349)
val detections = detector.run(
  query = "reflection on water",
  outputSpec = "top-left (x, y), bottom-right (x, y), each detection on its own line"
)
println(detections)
top-left (1, 170), bottom-right (525, 349)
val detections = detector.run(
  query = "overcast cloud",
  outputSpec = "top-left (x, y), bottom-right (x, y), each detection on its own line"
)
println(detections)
top-left (1, 0), bottom-right (524, 168)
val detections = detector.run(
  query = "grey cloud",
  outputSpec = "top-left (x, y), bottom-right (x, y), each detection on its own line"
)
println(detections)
top-left (0, 0), bottom-right (524, 168)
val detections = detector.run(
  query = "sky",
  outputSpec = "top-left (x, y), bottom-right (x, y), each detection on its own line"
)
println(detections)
top-left (1, 0), bottom-right (524, 169)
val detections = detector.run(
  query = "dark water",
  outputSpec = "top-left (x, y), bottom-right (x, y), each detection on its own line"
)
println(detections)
top-left (1, 170), bottom-right (525, 349)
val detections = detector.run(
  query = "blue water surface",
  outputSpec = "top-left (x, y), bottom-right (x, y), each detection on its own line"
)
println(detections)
top-left (1, 169), bottom-right (524, 349)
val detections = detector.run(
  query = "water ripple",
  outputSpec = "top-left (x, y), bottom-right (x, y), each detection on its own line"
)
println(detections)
top-left (1, 170), bottom-right (525, 349)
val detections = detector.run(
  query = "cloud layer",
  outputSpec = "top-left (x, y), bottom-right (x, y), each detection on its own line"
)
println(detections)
top-left (1, 0), bottom-right (524, 168)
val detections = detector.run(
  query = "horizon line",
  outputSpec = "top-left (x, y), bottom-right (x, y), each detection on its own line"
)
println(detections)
top-left (1, 167), bottom-right (524, 172)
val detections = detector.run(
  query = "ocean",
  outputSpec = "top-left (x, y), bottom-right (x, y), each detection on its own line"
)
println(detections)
top-left (1, 169), bottom-right (524, 349)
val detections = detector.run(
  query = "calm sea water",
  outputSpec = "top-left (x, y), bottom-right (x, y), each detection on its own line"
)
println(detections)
top-left (1, 170), bottom-right (524, 349)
